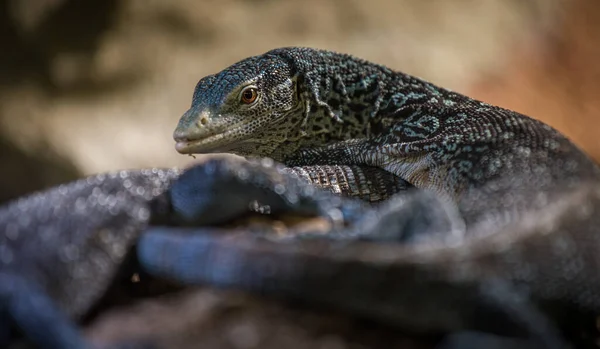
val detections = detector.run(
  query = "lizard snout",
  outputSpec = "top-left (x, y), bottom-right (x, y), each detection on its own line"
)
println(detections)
top-left (173, 107), bottom-right (244, 154)
top-left (173, 108), bottom-right (218, 141)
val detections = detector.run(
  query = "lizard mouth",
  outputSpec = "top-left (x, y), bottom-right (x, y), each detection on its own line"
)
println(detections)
top-left (174, 121), bottom-right (251, 154)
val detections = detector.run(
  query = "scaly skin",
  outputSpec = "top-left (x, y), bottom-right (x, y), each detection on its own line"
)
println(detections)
top-left (284, 164), bottom-right (411, 202)
top-left (0, 161), bottom-right (399, 348)
top-left (173, 47), bottom-right (600, 204)
top-left (2, 156), bottom-right (595, 348)
top-left (140, 157), bottom-right (600, 349)
top-left (0, 168), bottom-right (181, 348)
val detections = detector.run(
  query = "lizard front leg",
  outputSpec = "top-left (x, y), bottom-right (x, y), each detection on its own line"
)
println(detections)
top-left (285, 164), bottom-right (412, 203)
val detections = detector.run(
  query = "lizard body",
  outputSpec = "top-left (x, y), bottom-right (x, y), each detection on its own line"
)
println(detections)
top-left (0, 155), bottom-right (594, 348)
top-left (173, 47), bottom-right (600, 205)
top-left (0, 162), bottom-right (400, 348)
top-left (142, 158), bottom-right (600, 349)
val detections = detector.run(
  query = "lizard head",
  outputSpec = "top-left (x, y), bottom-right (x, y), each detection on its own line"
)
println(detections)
top-left (173, 51), bottom-right (301, 158)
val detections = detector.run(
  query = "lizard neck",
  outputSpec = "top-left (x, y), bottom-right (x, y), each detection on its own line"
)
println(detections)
top-left (268, 49), bottom-right (469, 162)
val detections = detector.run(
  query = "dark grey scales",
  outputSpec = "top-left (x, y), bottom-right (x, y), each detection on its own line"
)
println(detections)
top-left (143, 167), bottom-right (600, 349)
top-left (0, 168), bottom-right (181, 349)
top-left (0, 158), bottom-right (596, 349)
top-left (0, 161), bottom-right (397, 349)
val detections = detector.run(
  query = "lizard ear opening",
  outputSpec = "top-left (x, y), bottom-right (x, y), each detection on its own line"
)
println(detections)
top-left (294, 76), bottom-right (302, 102)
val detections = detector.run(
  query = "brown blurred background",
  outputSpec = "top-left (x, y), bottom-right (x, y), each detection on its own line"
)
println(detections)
top-left (1, 0), bottom-right (599, 203)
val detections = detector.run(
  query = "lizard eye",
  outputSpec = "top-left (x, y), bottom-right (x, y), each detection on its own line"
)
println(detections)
top-left (240, 86), bottom-right (258, 104)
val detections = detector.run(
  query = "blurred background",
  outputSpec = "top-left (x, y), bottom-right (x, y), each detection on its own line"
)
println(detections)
top-left (1, 0), bottom-right (599, 203)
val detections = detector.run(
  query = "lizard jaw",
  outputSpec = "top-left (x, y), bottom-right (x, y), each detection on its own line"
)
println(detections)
top-left (175, 138), bottom-right (242, 154)
top-left (174, 121), bottom-right (252, 155)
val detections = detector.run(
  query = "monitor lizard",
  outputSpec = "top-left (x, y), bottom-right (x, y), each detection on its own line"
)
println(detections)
top-left (165, 47), bottom-right (600, 347)
top-left (3, 47), bottom-right (600, 348)
top-left (172, 47), bottom-right (600, 221)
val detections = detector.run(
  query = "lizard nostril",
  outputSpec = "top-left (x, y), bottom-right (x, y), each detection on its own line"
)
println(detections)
top-left (198, 116), bottom-right (209, 126)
